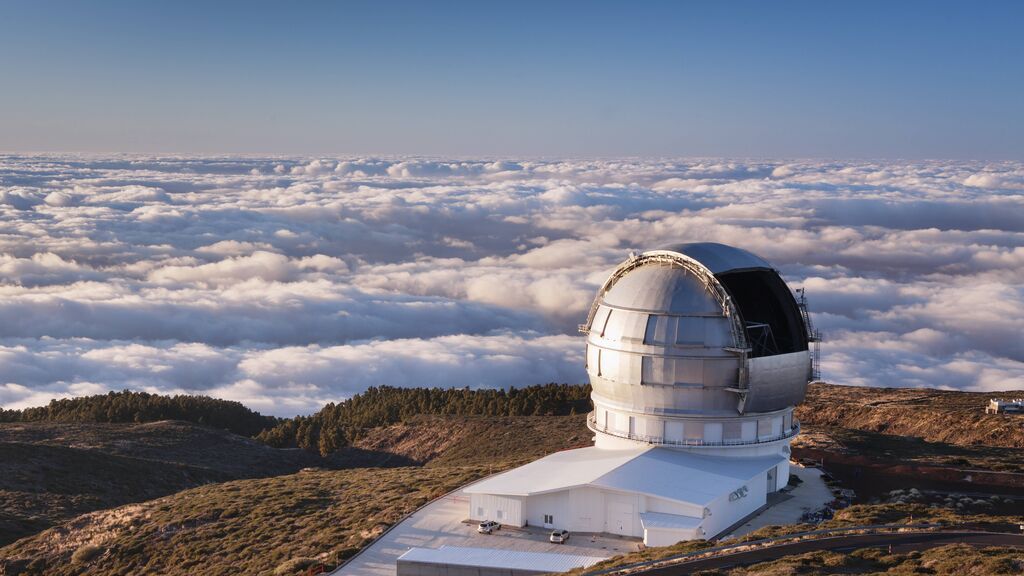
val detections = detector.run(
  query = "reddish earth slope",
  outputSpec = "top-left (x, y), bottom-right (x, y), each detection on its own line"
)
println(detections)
top-left (797, 383), bottom-right (1024, 448)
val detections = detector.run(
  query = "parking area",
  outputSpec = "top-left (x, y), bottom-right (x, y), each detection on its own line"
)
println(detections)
top-left (336, 489), bottom-right (641, 575)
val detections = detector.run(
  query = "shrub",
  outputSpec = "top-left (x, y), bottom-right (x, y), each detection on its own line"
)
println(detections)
top-left (273, 557), bottom-right (317, 575)
top-left (71, 544), bottom-right (102, 564)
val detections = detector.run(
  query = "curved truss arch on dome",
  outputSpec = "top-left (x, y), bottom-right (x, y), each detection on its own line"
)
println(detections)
top-left (581, 250), bottom-right (750, 355)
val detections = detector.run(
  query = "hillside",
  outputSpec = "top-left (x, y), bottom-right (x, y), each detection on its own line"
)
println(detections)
top-left (7, 382), bottom-right (1024, 575)
top-left (797, 383), bottom-right (1024, 448)
top-left (0, 466), bottom-right (488, 576)
top-left (0, 413), bottom-right (590, 576)
top-left (792, 383), bottom-right (1024, 500)
top-left (0, 421), bottom-right (322, 546)
top-left (1, 391), bottom-right (278, 437)
top-left (565, 504), bottom-right (1024, 575)
top-left (350, 413), bottom-right (590, 467)
top-left (703, 544), bottom-right (1024, 575)
top-left (258, 384), bottom-right (591, 456)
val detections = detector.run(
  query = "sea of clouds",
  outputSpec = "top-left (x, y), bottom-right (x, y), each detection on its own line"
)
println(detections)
top-left (1, 155), bottom-right (1022, 416)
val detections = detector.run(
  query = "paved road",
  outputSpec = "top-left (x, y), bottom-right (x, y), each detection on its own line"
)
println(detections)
top-left (640, 531), bottom-right (1024, 574)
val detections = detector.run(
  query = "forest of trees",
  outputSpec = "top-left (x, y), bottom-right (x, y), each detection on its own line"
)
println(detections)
top-left (256, 383), bottom-right (592, 456)
top-left (0, 384), bottom-right (591, 457)
top-left (0, 390), bottom-right (278, 437)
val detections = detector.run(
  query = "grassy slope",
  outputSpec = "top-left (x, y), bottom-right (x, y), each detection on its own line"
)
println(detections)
top-left (8, 383), bottom-right (1024, 575)
top-left (701, 544), bottom-right (1024, 576)
top-left (797, 383), bottom-right (1024, 449)
top-left (0, 414), bottom-right (588, 576)
top-left (0, 466), bottom-right (489, 576)
top-left (565, 504), bottom-right (1024, 575)
top-left (0, 421), bottom-right (322, 546)
top-left (350, 413), bottom-right (590, 467)
top-left (0, 442), bottom-right (230, 547)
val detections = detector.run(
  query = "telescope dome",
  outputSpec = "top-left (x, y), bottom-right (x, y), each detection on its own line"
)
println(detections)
top-left (601, 265), bottom-right (721, 315)
top-left (583, 243), bottom-right (812, 452)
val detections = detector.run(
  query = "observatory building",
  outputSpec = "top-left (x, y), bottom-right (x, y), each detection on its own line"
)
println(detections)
top-left (466, 243), bottom-right (814, 547)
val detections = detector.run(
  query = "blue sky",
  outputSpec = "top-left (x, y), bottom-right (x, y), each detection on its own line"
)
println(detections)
top-left (1, 0), bottom-right (1021, 158)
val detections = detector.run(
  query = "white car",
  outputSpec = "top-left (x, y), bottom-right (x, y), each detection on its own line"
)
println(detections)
top-left (549, 529), bottom-right (570, 544)
top-left (477, 520), bottom-right (501, 534)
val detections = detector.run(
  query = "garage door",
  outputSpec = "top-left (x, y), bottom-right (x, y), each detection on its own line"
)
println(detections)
top-left (606, 501), bottom-right (634, 536)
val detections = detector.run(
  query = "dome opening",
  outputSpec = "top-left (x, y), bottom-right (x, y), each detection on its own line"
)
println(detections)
top-left (716, 269), bottom-right (808, 358)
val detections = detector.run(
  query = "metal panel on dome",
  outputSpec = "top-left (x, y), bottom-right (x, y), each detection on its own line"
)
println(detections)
top-left (659, 242), bottom-right (773, 274)
top-left (602, 265), bottom-right (721, 314)
top-left (744, 351), bottom-right (811, 412)
top-left (603, 309), bottom-right (649, 344)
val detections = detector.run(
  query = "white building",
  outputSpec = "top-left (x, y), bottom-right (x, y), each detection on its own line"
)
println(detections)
top-left (468, 243), bottom-right (814, 547)
top-left (986, 398), bottom-right (1024, 414)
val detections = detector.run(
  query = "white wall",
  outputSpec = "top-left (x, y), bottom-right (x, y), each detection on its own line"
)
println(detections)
top-left (568, 487), bottom-right (606, 533)
top-left (741, 420), bottom-right (757, 441)
top-left (603, 490), bottom-right (643, 537)
top-left (523, 491), bottom-right (572, 530)
top-left (522, 488), bottom-right (646, 537)
top-left (665, 420), bottom-right (684, 442)
top-left (701, 471), bottom-right (768, 539)
top-left (704, 421), bottom-right (723, 443)
top-left (645, 526), bottom-right (700, 547)
top-left (776, 459), bottom-right (791, 492)
top-left (469, 493), bottom-right (524, 527)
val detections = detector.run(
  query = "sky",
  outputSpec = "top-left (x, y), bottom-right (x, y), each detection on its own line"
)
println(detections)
top-left (0, 4), bottom-right (1022, 416)
top-left (1, 156), bottom-right (1022, 416)
top-left (1, 1), bottom-right (1022, 158)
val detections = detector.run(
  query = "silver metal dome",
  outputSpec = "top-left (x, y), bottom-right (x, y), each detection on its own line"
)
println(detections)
top-left (583, 243), bottom-right (811, 450)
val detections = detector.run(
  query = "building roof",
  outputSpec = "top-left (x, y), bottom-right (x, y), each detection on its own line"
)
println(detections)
top-left (464, 447), bottom-right (645, 497)
top-left (397, 545), bottom-right (606, 572)
top-left (465, 446), bottom-right (784, 507)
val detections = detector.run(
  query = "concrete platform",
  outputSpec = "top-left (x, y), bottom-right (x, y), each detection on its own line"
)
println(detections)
top-left (335, 489), bottom-right (641, 575)
top-left (336, 463), bottom-right (832, 575)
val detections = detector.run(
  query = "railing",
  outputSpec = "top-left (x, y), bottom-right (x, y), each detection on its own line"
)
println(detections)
top-left (586, 412), bottom-right (800, 447)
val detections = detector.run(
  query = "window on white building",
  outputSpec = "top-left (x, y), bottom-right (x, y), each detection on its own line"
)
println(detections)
top-left (496, 510), bottom-right (503, 520)
top-left (544, 514), bottom-right (553, 524)
top-left (477, 507), bottom-right (484, 516)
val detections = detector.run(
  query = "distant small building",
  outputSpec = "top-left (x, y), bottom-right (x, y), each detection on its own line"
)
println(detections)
top-left (986, 399), bottom-right (1024, 414)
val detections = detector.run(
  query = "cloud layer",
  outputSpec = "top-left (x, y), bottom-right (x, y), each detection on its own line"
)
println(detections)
top-left (1, 155), bottom-right (1022, 415)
